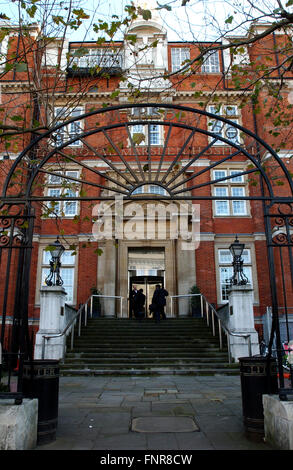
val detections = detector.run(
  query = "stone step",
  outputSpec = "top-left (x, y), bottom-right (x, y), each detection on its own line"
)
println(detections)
top-left (60, 368), bottom-right (239, 377)
top-left (61, 317), bottom-right (233, 377)
top-left (61, 362), bottom-right (238, 369)
top-left (63, 357), bottom-right (230, 364)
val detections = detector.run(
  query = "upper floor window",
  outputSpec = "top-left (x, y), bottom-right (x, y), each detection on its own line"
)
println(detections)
top-left (130, 123), bottom-right (162, 146)
top-left (213, 168), bottom-right (248, 217)
top-left (46, 170), bottom-right (79, 217)
top-left (53, 107), bottom-right (83, 147)
top-left (202, 50), bottom-right (220, 73)
top-left (132, 184), bottom-right (167, 195)
top-left (70, 48), bottom-right (123, 69)
top-left (171, 47), bottom-right (190, 72)
top-left (208, 105), bottom-right (240, 145)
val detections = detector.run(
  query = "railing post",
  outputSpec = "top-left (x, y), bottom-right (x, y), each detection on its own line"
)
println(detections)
top-left (78, 311), bottom-right (82, 336)
top-left (206, 300), bottom-right (209, 326)
top-left (211, 309), bottom-right (215, 336)
top-left (84, 301), bottom-right (87, 327)
top-left (71, 325), bottom-right (74, 350)
top-left (90, 296), bottom-right (93, 318)
top-left (170, 297), bottom-right (173, 318)
top-left (218, 319), bottom-right (223, 350)
top-left (200, 295), bottom-right (204, 318)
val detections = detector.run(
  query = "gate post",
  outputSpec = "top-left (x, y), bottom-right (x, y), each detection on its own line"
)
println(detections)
top-left (227, 284), bottom-right (260, 361)
top-left (34, 286), bottom-right (67, 359)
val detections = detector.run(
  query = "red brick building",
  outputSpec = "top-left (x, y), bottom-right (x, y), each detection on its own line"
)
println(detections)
top-left (0, 10), bottom-right (292, 350)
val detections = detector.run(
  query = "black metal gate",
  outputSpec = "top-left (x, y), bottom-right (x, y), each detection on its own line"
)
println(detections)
top-left (0, 203), bottom-right (34, 403)
top-left (0, 103), bottom-right (292, 400)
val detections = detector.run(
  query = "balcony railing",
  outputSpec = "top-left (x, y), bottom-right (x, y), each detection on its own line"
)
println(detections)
top-left (67, 51), bottom-right (123, 77)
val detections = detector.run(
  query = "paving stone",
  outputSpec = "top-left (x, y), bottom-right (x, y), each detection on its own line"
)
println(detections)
top-left (132, 416), bottom-right (199, 433)
top-left (92, 433), bottom-right (147, 450)
top-left (146, 433), bottom-right (179, 450)
top-left (175, 432), bottom-right (215, 450)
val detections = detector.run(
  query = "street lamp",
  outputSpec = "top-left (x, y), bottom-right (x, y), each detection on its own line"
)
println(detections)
top-left (45, 237), bottom-right (65, 286)
top-left (229, 235), bottom-right (249, 286)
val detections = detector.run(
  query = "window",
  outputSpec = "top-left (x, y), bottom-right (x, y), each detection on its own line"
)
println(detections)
top-left (41, 249), bottom-right (76, 304)
top-left (213, 168), bottom-right (248, 216)
top-left (132, 185), bottom-right (167, 195)
top-left (208, 105), bottom-right (240, 145)
top-left (202, 51), bottom-right (220, 73)
top-left (46, 170), bottom-right (79, 217)
top-left (130, 123), bottom-right (162, 146)
top-left (71, 48), bottom-right (123, 69)
top-left (171, 48), bottom-right (190, 72)
top-left (53, 107), bottom-right (83, 146)
top-left (218, 248), bottom-right (252, 302)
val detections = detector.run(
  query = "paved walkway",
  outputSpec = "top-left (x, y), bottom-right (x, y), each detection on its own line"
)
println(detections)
top-left (36, 374), bottom-right (274, 451)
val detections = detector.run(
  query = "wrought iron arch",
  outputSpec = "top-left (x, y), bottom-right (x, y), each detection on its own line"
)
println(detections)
top-left (0, 103), bottom-right (292, 402)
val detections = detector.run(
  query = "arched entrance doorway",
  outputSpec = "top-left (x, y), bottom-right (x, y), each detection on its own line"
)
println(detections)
top-left (1, 103), bottom-right (292, 400)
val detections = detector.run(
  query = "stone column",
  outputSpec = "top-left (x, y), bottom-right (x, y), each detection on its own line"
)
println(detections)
top-left (34, 286), bottom-right (67, 360)
top-left (227, 284), bottom-right (260, 361)
top-left (176, 240), bottom-right (196, 317)
top-left (102, 240), bottom-right (117, 317)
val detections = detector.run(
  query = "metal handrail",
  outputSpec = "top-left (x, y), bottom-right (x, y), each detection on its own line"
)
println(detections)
top-left (41, 294), bottom-right (124, 360)
top-left (170, 293), bottom-right (252, 363)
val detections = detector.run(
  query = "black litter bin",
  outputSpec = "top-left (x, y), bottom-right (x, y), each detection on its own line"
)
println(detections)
top-left (22, 359), bottom-right (60, 445)
top-left (239, 356), bottom-right (278, 439)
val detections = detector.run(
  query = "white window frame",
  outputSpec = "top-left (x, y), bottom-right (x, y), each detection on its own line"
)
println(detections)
top-left (171, 47), bottom-right (190, 72)
top-left (208, 105), bottom-right (240, 145)
top-left (218, 248), bottom-right (253, 303)
top-left (46, 170), bottom-right (79, 218)
top-left (41, 249), bottom-right (76, 304)
top-left (53, 107), bottom-right (84, 147)
top-left (130, 123), bottom-right (163, 146)
top-left (132, 184), bottom-right (167, 195)
top-left (213, 168), bottom-right (248, 217)
top-left (202, 51), bottom-right (220, 73)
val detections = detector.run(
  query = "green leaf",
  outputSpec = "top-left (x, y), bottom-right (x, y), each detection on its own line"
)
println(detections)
top-left (72, 47), bottom-right (89, 58)
top-left (10, 115), bottom-right (24, 122)
top-left (225, 15), bottom-right (234, 24)
top-left (138, 7), bottom-right (152, 20)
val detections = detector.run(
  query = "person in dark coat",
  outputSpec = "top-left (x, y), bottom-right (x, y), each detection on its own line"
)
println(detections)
top-left (135, 288), bottom-right (146, 321)
top-left (129, 285), bottom-right (138, 319)
top-left (151, 284), bottom-right (168, 323)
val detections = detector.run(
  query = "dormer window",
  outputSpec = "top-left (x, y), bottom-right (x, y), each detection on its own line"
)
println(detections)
top-left (202, 51), bottom-right (220, 73)
top-left (171, 48), bottom-right (190, 72)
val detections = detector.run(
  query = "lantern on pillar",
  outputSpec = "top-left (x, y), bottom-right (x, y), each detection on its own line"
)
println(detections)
top-left (45, 237), bottom-right (65, 286)
top-left (229, 235), bottom-right (249, 286)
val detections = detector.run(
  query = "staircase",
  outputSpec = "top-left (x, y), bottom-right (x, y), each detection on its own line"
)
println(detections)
top-left (61, 317), bottom-right (239, 376)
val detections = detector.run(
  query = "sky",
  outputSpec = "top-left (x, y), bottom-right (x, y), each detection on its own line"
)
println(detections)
top-left (2, 0), bottom-right (291, 43)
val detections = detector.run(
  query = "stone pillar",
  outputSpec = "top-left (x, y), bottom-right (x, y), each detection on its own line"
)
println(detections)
top-left (227, 284), bottom-right (260, 361)
top-left (103, 240), bottom-right (117, 317)
top-left (34, 286), bottom-right (67, 360)
top-left (176, 240), bottom-right (196, 317)
top-left (0, 399), bottom-right (38, 450)
top-left (263, 395), bottom-right (293, 449)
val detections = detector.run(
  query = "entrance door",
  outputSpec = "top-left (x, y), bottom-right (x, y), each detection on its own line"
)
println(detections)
top-left (129, 276), bottom-right (164, 318)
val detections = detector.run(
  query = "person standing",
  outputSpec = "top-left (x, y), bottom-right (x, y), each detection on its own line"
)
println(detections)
top-left (135, 288), bottom-right (146, 321)
top-left (151, 284), bottom-right (168, 323)
top-left (129, 285), bottom-right (138, 319)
